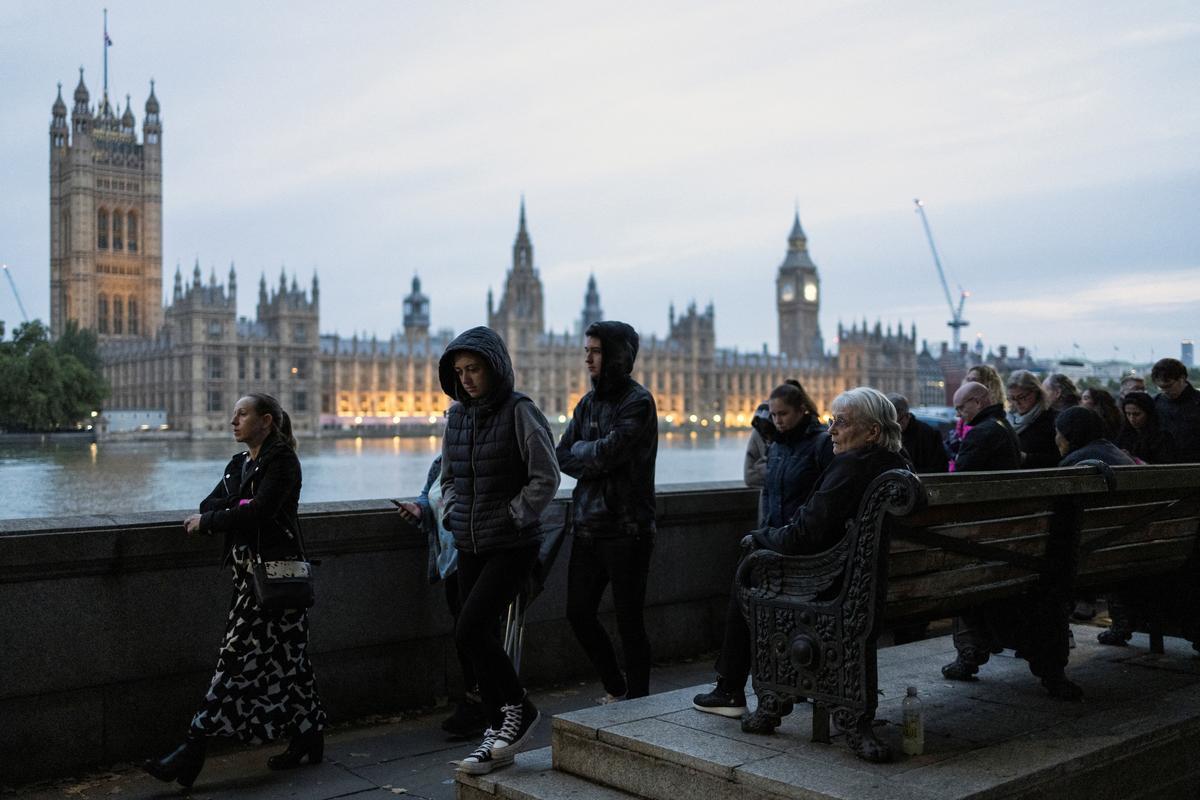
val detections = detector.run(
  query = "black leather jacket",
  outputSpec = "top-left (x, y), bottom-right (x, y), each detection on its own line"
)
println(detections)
top-left (557, 321), bottom-right (658, 536)
top-left (198, 431), bottom-right (304, 562)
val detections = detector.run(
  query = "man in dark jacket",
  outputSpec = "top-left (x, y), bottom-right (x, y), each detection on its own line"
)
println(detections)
top-left (1152, 358), bottom-right (1200, 463)
top-left (944, 383), bottom-right (1079, 698)
top-left (557, 321), bottom-right (658, 702)
top-left (888, 393), bottom-right (948, 473)
top-left (952, 382), bottom-right (1021, 472)
top-left (438, 326), bottom-right (560, 775)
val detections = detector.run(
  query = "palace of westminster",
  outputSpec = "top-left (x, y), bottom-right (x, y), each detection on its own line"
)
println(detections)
top-left (49, 68), bottom-right (941, 437)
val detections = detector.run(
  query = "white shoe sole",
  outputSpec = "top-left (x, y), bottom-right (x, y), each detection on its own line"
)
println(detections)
top-left (692, 702), bottom-right (747, 718)
top-left (451, 751), bottom-right (515, 775)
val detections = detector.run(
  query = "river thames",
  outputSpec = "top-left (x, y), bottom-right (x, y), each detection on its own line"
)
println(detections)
top-left (0, 432), bottom-right (748, 521)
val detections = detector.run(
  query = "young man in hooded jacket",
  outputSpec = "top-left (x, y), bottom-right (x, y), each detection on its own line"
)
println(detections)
top-left (438, 326), bottom-right (560, 774)
top-left (556, 321), bottom-right (658, 703)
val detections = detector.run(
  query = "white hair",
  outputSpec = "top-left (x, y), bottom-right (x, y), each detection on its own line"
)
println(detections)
top-left (831, 387), bottom-right (903, 453)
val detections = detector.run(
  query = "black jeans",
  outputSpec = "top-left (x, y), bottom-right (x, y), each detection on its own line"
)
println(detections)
top-left (714, 588), bottom-right (750, 688)
top-left (443, 572), bottom-right (477, 695)
top-left (565, 534), bottom-right (654, 698)
top-left (455, 545), bottom-right (539, 721)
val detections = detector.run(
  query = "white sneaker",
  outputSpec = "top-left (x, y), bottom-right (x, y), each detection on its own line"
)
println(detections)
top-left (451, 728), bottom-right (513, 775)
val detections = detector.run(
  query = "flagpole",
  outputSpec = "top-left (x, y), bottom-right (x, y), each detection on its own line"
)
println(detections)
top-left (103, 8), bottom-right (109, 110)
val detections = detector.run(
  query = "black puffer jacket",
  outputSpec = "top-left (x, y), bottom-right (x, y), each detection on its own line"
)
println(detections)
top-left (752, 445), bottom-right (910, 555)
top-left (438, 326), bottom-right (559, 554)
top-left (955, 404), bottom-right (1021, 472)
top-left (557, 321), bottom-right (658, 536)
top-left (761, 416), bottom-right (833, 527)
top-left (1056, 405), bottom-right (1136, 467)
top-left (198, 431), bottom-right (304, 562)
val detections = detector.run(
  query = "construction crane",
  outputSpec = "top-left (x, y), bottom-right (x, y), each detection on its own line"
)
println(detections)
top-left (913, 199), bottom-right (969, 351)
top-left (2, 263), bottom-right (30, 324)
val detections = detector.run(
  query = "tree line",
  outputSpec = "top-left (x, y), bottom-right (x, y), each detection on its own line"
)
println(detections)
top-left (0, 320), bottom-right (108, 432)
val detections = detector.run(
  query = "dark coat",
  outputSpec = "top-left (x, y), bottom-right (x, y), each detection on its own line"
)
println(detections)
top-left (1059, 440), bottom-right (1135, 467)
top-left (1015, 407), bottom-right (1060, 468)
top-left (198, 431), bottom-right (304, 562)
top-left (955, 404), bottom-right (1021, 472)
top-left (901, 415), bottom-right (949, 474)
top-left (438, 326), bottom-right (556, 554)
top-left (761, 416), bottom-right (834, 527)
top-left (1115, 425), bottom-right (1175, 464)
top-left (556, 321), bottom-right (658, 536)
top-left (752, 445), bottom-right (910, 556)
top-left (1156, 383), bottom-right (1200, 463)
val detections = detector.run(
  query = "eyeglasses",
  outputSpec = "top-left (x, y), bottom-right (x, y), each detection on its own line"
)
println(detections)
top-left (1007, 390), bottom-right (1034, 404)
top-left (954, 398), bottom-right (979, 413)
top-left (829, 415), bottom-right (857, 429)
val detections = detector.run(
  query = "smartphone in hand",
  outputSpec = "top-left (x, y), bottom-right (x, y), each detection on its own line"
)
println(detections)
top-left (390, 499), bottom-right (418, 523)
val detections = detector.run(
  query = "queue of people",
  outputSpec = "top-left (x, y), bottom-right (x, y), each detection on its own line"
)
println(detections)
top-left (142, 340), bottom-right (1199, 786)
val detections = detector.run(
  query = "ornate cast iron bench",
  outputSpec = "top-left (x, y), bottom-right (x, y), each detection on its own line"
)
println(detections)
top-left (736, 463), bottom-right (1200, 762)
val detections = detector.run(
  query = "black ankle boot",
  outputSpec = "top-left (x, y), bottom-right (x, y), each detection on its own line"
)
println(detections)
top-left (267, 729), bottom-right (324, 770)
top-left (143, 737), bottom-right (206, 787)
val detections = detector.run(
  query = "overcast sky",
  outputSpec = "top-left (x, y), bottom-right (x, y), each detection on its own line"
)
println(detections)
top-left (2, 1), bottom-right (1198, 364)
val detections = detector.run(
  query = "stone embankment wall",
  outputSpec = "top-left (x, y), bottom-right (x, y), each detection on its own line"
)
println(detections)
top-left (0, 482), bottom-right (754, 786)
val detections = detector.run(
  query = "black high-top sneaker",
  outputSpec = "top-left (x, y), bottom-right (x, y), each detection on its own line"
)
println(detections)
top-left (692, 678), bottom-right (747, 718)
top-left (452, 727), bottom-right (512, 775)
top-left (491, 694), bottom-right (540, 757)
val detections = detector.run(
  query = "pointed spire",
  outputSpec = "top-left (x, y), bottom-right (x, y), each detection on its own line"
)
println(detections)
top-left (173, 262), bottom-right (183, 301)
top-left (311, 271), bottom-right (320, 303)
top-left (789, 208), bottom-right (806, 244)
top-left (512, 196), bottom-right (534, 272)
top-left (145, 79), bottom-right (159, 115)
top-left (258, 272), bottom-right (269, 305)
top-left (192, 257), bottom-right (201, 288)
top-left (52, 83), bottom-right (66, 116)
top-left (209, 266), bottom-right (217, 287)
top-left (121, 94), bottom-right (134, 129)
top-left (519, 194), bottom-right (527, 232)
top-left (228, 262), bottom-right (237, 294)
top-left (290, 274), bottom-right (299, 293)
top-left (279, 266), bottom-right (287, 292)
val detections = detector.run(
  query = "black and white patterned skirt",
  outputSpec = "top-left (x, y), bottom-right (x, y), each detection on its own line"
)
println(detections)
top-left (189, 546), bottom-right (327, 743)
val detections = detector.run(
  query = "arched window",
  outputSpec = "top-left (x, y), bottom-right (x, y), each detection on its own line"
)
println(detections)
top-left (127, 212), bottom-right (138, 253)
top-left (128, 297), bottom-right (139, 335)
top-left (112, 296), bottom-right (124, 335)
top-left (97, 209), bottom-right (109, 249)
top-left (98, 294), bottom-right (109, 334)
top-left (112, 211), bottom-right (123, 251)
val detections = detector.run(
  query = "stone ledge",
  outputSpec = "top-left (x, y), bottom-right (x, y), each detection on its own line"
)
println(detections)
top-left (520, 629), bottom-right (1200, 800)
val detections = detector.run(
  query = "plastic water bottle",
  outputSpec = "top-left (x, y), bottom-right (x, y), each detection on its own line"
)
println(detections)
top-left (901, 686), bottom-right (924, 756)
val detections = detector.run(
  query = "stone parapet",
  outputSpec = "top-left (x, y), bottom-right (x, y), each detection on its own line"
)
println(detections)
top-left (0, 482), bottom-right (755, 786)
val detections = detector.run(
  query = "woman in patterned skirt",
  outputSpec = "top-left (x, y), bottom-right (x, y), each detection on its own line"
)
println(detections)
top-left (143, 393), bottom-right (326, 787)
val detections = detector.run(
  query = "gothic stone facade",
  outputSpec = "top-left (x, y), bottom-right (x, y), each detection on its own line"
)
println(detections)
top-left (49, 70), bottom-right (163, 341)
top-left (317, 206), bottom-right (918, 431)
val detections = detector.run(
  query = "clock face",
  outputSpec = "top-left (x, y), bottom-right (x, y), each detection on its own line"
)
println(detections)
top-left (804, 280), bottom-right (818, 302)
top-left (780, 279), bottom-right (796, 303)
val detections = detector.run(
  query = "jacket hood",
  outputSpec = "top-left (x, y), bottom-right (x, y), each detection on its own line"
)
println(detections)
top-left (585, 320), bottom-right (639, 397)
top-left (438, 326), bottom-right (515, 409)
top-left (1055, 405), bottom-right (1104, 453)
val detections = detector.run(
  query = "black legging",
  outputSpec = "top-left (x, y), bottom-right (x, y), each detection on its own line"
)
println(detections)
top-left (455, 544), bottom-right (539, 724)
top-left (565, 534), bottom-right (654, 698)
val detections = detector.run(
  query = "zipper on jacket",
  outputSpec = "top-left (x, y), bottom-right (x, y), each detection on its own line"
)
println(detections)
top-left (469, 405), bottom-right (479, 553)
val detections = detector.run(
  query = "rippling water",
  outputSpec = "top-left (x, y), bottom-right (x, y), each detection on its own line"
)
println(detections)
top-left (0, 432), bottom-right (748, 521)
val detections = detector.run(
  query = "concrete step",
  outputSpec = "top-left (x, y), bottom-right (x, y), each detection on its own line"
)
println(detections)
top-left (456, 746), bottom-right (638, 800)
top-left (544, 630), bottom-right (1200, 800)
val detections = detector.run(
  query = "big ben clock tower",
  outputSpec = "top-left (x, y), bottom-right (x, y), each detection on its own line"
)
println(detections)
top-left (776, 210), bottom-right (823, 360)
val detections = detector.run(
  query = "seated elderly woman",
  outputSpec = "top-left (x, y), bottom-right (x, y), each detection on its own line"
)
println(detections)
top-left (692, 387), bottom-right (909, 728)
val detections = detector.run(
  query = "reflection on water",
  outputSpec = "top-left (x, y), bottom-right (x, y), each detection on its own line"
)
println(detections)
top-left (0, 432), bottom-right (748, 520)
